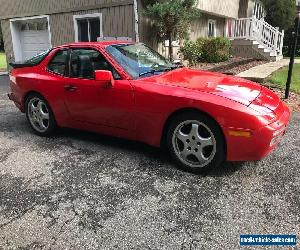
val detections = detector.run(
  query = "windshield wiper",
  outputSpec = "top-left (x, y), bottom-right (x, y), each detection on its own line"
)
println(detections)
top-left (139, 69), bottom-right (156, 77)
top-left (159, 65), bottom-right (179, 72)
top-left (139, 65), bottom-right (181, 77)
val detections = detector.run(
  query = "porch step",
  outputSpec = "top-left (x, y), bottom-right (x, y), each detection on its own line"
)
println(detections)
top-left (231, 39), bottom-right (282, 61)
top-left (228, 17), bottom-right (284, 62)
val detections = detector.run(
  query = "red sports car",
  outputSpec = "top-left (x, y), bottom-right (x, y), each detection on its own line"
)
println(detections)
top-left (8, 41), bottom-right (290, 173)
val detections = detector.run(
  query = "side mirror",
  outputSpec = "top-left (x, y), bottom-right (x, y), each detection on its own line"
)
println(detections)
top-left (95, 70), bottom-right (114, 88)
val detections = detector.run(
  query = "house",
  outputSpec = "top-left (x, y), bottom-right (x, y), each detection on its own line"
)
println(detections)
top-left (0, 0), bottom-right (138, 63)
top-left (0, 0), bottom-right (284, 65)
top-left (227, 0), bottom-right (285, 61)
top-left (139, 0), bottom-right (284, 61)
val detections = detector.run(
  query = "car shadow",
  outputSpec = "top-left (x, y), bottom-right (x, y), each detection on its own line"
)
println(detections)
top-left (206, 161), bottom-right (247, 177)
top-left (58, 128), bottom-right (164, 158)
top-left (56, 128), bottom-right (246, 177)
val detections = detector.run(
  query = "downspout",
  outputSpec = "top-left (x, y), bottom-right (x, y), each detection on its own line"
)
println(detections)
top-left (133, 0), bottom-right (140, 42)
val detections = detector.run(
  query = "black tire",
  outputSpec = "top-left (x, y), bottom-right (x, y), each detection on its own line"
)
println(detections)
top-left (166, 111), bottom-right (226, 174)
top-left (25, 93), bottom-right (57, 136)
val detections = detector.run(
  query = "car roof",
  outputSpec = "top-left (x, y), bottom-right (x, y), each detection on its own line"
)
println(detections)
top-left (55, 40), bottom-right (134, 49)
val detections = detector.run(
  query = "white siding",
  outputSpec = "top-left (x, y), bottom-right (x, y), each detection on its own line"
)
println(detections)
top-left (197, 0), bottom-right (240, 19)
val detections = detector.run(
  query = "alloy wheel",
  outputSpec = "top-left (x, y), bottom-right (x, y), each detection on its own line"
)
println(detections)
top-left (172, 120), bottom-right (217, 168)
top-left (27, 97), bottom-right (50, 133)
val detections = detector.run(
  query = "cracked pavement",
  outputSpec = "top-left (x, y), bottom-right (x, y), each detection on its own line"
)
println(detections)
top-left (0, 75), bottom-right (299, 249)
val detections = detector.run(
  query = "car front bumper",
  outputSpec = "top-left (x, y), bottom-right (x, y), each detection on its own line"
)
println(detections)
top-left (225, 104), bottom-right (291, 162)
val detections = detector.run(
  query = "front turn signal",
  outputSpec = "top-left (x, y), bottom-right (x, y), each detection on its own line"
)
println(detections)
top-left (228, 130), bottom-right (252, 138)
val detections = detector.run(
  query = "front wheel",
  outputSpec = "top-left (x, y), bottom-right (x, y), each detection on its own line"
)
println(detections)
top-left (166, 112), bottom-right (226, 174)
top-left (25, 94), bottom-right (57, 136)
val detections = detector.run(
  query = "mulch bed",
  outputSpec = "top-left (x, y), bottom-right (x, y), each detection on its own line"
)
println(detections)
top-left (264, 84), bottom-right (300, 112)
top-left (192, 57), bottom-right (267, 75)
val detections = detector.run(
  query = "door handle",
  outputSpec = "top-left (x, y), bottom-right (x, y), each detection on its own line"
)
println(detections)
top-left (64, 85), bottom-right (77, 92)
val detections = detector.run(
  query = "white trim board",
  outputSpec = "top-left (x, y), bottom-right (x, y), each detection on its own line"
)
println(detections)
top-left (208, 19), bottom-right (217, 37)
top-left (73, 13), bottom-right (103, 42)
top-left (9, 15), bottom-right (52, 61)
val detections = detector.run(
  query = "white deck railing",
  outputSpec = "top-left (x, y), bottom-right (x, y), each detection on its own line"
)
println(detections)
top-left (227, 17), bottom-right (284, 56)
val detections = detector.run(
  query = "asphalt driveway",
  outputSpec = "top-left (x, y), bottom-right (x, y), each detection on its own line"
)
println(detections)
top-left (0, 75), bottom-right (299, 249)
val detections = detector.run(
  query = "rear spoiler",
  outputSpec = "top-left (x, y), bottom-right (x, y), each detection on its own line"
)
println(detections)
top-left (9, 49), bottom-right (53, 69)
top-left (9, 62), bottom-right (36, 69)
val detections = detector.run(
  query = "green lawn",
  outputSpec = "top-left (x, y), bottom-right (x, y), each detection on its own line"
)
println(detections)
top-left (268, 64), bottom-right (300, 93)
top-left (0, 52), bottom-right (7, 70)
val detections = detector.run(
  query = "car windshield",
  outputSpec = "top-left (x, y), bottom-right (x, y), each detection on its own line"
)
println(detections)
top-left (106, 43), bottom-right (176, 79)
top-left (24, 49), bottom-right (52, 65)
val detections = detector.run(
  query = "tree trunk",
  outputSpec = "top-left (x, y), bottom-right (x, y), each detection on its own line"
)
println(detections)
top-left (168, 33), bottom-right (173, 62)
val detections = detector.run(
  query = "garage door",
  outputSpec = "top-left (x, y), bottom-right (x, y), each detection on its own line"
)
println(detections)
top-left (10, 17), bottom-right (52, 62)
top-left (20, 29), bottom-right (51, 61)
top-left (20, 30), bottom-right (51, 60)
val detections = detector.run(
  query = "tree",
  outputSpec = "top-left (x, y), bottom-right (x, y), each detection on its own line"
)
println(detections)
top-left (144, 0), bottom-right (201, 61)
top-left (0, 24), bottom-right (3, 51)
top-left (260, 0), bottom-right (296, 31)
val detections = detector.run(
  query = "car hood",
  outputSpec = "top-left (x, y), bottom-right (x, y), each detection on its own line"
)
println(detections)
top-left (144, 68), bottom-right (262, 106)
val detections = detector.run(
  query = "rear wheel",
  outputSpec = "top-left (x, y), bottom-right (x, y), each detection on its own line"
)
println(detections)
top-left (166, 112), bottom-right (226, 174)
top-left (25, 94), bottom-right (57, 136)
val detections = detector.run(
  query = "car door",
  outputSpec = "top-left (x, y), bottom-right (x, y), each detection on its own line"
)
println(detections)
top-left (63, 47), bottom-right (135, 130)
top-left (41, 48), bottom-right (71, 123)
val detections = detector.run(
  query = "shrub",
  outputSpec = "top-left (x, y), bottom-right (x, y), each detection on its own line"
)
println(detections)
top-left (180, 37), bottom-right (231, 65)
top-left (282, 27), bottom-right (300, 58)
top-left (179, 40), bottom-right (202, 65)
top-left (283, 45), bottom-right (300, 58)
top-left (200, 37), bottom-right (231, 63)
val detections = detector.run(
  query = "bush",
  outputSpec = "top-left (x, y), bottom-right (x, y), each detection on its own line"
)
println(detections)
top-left (200, 37), bottom-right (231, 63)
top-left (283, 28), bottom-right (300, 57)
top-left (283, 27), bottom-right (292, 56)
top-left (179, 40), bottom-right (202, 65)
top-left (180, 37), bottom-right (231, 64)
top-left (283, 45), bottom-right (300, 58)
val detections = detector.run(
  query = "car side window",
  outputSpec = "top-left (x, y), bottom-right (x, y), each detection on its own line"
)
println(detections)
top-left (47, 50), bottom-right (68, 76)
top-left (70, 49), bottom-right (120, 80)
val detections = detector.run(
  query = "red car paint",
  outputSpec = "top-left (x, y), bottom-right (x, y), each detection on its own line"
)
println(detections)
top-left (8, 41), bottom-right (291, 162)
